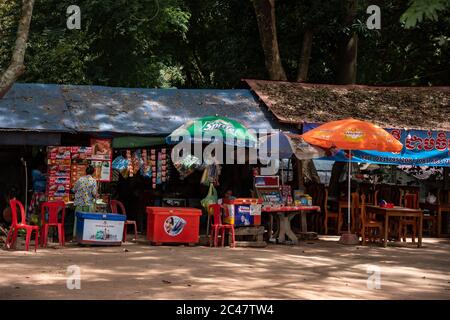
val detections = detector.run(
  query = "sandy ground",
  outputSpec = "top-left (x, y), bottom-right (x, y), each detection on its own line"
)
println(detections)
top-left (1, 236), bottom-right (450, 300)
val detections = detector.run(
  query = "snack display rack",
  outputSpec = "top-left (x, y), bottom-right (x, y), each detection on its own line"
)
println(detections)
top-left (254, 175), bottom-right (284, 209)
top-left (46, 142), bottom-right (111, 204)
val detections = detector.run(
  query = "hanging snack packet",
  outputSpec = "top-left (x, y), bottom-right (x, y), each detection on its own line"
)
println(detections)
top-left (140, 149), bottom-right (152, 178)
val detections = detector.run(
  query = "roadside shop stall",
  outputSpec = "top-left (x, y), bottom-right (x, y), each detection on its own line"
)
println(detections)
top-left (45, 138), bottom-right (123, 245)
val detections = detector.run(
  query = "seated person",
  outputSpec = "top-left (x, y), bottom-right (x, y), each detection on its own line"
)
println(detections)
top-left (217, 189), bottom-right (235, 205)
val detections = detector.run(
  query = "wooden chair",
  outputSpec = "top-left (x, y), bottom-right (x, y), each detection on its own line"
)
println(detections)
top-left (376, 186), bottom-right (401, 240)
top-left (426, 189), bottom-right (450, 237)
top-left (359, 195), bottom-right (384, 245)
top-left (423, 213), bottom-right (437, 236)
top-left (324, 188), bottom-right (343, 235)
top-left (399, 193), bottom-right (418, 243)
top-left (373, 190), bottom-right (379, 206)
top-left (375, 185), bottom-right (400, 205)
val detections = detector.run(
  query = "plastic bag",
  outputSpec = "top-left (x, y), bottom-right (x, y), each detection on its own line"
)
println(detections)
top-left (201, 183), bottom-right (218, 214)
top-left (200, 167), bottom-right (209, 186)
top-left (200, 164), bottom-right (222, 186)
top-left (132, 150), bottom-right (143, 175)
top-left (140, 149), bottom-right (152, 178)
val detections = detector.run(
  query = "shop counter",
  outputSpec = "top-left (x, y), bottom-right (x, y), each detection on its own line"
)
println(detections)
top-left (146, 207), bottom-right (202, 245)
top-left (75, 212), bottom-right (126, 245)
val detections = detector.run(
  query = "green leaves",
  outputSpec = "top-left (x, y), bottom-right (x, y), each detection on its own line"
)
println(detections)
top-left (1, 0), bottom-right (449, 88)
top-left (400, 0), bottom-right (450, 28)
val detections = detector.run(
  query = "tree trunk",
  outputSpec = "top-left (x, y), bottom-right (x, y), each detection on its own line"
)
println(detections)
top-left (296, 29), bottom-right (313, 82)
top-left (336, 0), bottom-right (358, 84)
top-left (295, 158), bottom-right (304, 190)
top-left (252, 0), bottom-right (287, 81)
top-left (0, 0), bottom-right (35, 99)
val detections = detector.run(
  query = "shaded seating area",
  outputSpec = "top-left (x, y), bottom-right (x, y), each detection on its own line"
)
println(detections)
top-left (300, 176), bottom-right (449, 247)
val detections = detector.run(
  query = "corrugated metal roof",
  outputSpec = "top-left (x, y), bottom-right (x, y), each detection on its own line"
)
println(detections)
top-left (0, 83), bottom-right (287, 135)
top-left (0, 83), bottom-right (76, 132)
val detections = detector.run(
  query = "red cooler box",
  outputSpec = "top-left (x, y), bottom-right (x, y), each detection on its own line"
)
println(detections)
top-left (146, 207), bottom-right (202, 244)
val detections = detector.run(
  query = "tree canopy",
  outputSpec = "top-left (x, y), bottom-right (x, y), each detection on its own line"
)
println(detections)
top-left (1, 0), bottom-right (449, 89)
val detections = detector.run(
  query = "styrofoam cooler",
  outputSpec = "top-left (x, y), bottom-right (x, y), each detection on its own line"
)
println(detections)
top-left (75, 212), bottom-right (126, 245)
top-left (223, 198), bottom-right (262, 226)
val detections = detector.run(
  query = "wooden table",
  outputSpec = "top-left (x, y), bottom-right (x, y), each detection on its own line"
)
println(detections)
top-left (262, 206), bottom-right (321, 245)
top-left (419, 202), bottom-right (450, 237)
top-left (365, 205), bottom-right (423, 248)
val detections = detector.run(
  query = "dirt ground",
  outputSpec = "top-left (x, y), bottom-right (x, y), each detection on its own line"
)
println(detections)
top-left (1, 236), bottom-right (450, 300)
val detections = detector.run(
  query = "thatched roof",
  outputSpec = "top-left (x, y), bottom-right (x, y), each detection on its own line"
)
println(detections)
top-left (244, 79), bottom-right (450, 131)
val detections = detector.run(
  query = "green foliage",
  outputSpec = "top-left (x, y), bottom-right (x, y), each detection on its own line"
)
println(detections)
top-left (1, 0), bottom-right (449, 88)
top-left (358, 0), bottom-right (450, 85)
top-left (0, 0), bottom-right (20, 70)
top-left (400, 0), bottom-right (450, 28)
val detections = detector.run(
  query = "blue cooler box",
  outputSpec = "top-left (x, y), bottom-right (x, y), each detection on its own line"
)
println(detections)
top-left (75, 212), bottom-right (126, 245)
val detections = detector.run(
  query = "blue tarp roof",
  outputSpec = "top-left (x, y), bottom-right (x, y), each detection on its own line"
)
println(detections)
top-left (0, 83), bottom-right (287, 135)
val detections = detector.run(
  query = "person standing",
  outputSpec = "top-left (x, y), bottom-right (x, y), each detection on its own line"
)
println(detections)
top-left (72, 165), bottom-right (98, 237)
top-left (28, 163), bottom-right (47, 218)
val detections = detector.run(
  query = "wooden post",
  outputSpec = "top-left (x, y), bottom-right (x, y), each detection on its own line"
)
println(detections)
top-left (444, 168), bottom-right (450, 192)
top-left (296, 158), bottom-right (305, 190)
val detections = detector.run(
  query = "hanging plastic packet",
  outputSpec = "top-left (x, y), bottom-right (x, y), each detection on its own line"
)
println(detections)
top-left (132, 149), bottom-right (143, 176)
top-left (174, 154), bottom-right (202, 179)
top-left (112, 155), bottom-right (128, 170)
top-left (140, 149), bottom-right (152, 178)
top-left (156, 151), bottom-right (163, 184)
top-left (126, 150), bottom-right (133, 177)
top-left (112, 155), bottom-right (130, 178)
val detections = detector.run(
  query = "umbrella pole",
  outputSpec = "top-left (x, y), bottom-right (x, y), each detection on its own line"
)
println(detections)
top-left (347, 150), bottom-right (351, 233)
top-left (339, 149), bottom-right (358, 245)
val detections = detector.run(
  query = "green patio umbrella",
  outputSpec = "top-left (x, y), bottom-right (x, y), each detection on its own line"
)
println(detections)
top-left (166, 116), bottom-right (258, 148)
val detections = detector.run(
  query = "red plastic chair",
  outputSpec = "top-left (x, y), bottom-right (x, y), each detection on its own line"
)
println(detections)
top-left (208, 204), bottom-right (235, 248)
top-left (110, 200), bottom-right (138, 242)
top-left (6, 199), bottom-right (39, 252)
top-left (41, 201), bottom-right (66, 247)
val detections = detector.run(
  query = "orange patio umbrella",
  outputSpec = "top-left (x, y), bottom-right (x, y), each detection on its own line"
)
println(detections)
top-left (302, 118), bottom-right (403, 242)
top-left (301, 118), bottom-right (403, 152)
